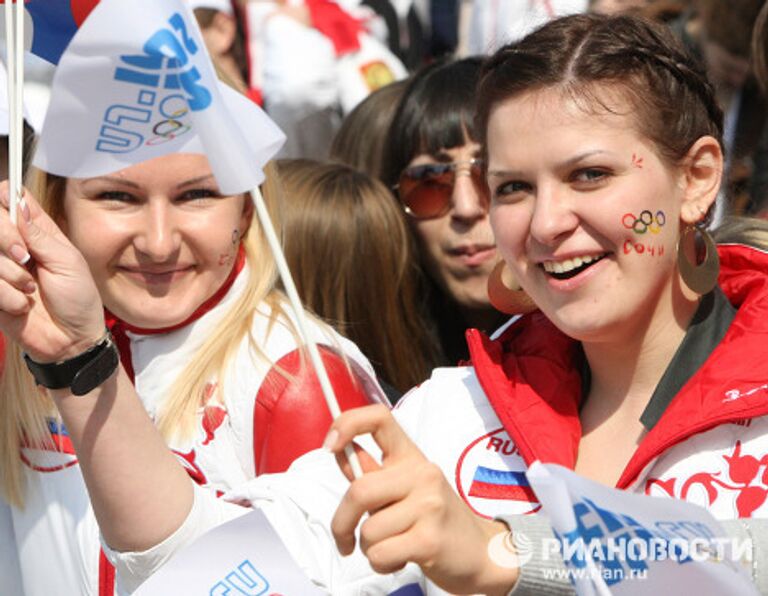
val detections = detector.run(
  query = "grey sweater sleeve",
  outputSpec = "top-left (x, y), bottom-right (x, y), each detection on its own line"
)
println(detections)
top-left (495, 513), bottom-right (574, 596)
top-left (496, 515), bottom-right (768, 596)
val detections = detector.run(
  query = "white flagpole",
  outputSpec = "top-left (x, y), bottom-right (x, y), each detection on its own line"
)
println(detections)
top-left (250, 187), bottom-right (363, 479)
top-left (4, 0), bottom-right (17, 224)
top-left (12, 0), bottom-right (22, 210)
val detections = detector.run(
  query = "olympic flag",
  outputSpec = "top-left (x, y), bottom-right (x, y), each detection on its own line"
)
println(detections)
top-left (32, 0), bottom-right (284, 194)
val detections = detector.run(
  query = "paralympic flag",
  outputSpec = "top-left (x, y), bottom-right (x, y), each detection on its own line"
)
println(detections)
top-left (31, 0), bottom-right (284, 194)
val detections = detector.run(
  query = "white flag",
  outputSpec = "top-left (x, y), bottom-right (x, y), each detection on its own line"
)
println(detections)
top-left (33, 0), bottom-right (284, 194)
top-left (133, 508), bottom-right (325, 595)
top-left (526, 461), bottom-right (758, 595)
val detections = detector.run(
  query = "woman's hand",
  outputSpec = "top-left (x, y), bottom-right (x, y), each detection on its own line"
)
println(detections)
top-left (0, 183), bottom-right (105, 362)
top-left (326, 404), bottom-right (519, 595)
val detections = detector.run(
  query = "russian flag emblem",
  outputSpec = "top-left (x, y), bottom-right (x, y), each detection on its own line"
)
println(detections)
top-left (469, 466), bottom-right (538, 502)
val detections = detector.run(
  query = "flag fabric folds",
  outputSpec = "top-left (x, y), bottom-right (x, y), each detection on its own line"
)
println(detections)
top-left (525, 462), bottom-right (759, 596)
top-left (31, 0), bottom-right (284, 194)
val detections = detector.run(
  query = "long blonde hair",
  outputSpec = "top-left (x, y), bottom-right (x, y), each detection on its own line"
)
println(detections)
top-left (0, 161), bottom-right (290, 507)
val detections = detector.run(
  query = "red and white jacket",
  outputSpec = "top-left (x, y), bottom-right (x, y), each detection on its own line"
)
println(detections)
top-left (0, 257), bottom-right (382, 596)
top-left (107, 244), bottom-right (768, 595)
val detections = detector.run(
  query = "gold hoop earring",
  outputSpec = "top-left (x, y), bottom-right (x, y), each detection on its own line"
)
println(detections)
top-left (487, 261), bottom-right (537, 315)
top-left (677, 225), bottom-right (720, 295)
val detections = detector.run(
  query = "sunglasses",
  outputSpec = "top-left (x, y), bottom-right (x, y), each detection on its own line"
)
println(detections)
top-left (395, 159), bottom-right (490, 219)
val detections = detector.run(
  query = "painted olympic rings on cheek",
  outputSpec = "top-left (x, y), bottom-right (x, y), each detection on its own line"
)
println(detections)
top-left (622, 210), bottom-right (666, 235)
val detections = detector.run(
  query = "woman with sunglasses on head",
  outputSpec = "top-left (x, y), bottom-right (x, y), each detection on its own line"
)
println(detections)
top-left (0, 152), bottom-right (382, 595)
top-left (6, 12), bottom-right (768, 596)
top-left (383, 56), bottom-right (507, 365)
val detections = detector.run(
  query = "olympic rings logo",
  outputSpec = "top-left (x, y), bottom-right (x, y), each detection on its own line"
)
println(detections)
top-left (622, 210), bottom-right (666, 235)
top-left (145, 118), bottom-right (192, 146)
top-left (145, 98), bottom-right (192, 147)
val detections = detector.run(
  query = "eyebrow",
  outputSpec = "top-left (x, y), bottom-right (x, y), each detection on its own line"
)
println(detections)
top-left (175, 174), bottom-right (216, 189)
top-left (79, 174), bottom-right (216, 190)
top-left (81, 176), bottom-right (141, 189)
top-left (487, 150), bottom-right (611, 179)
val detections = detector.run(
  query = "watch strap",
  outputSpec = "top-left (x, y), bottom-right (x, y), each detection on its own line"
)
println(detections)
top-left (24, 331), bottom-right (120, 396)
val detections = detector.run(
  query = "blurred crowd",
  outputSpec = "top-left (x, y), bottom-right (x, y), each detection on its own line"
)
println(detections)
top-left (5, 1), bottom-right (768, 594)
top-left (185, 0), bottom-right (768, 216)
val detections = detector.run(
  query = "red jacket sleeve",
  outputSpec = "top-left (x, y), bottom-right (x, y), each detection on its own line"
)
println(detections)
top-left (253, 346), bottom-right (376, 474)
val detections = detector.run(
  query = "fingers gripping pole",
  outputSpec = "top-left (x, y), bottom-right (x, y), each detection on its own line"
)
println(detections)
top-left (249, 187), bottom-right (363, 479)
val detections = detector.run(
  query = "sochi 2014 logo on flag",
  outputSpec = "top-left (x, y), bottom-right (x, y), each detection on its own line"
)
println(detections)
top-left (34, 0), bottom-right (285, 195)
top-left (96, 12), bottom-right (211, 155)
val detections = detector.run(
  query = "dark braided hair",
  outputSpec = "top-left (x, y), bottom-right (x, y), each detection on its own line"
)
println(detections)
top-left (477, 14), bottom-right (723, 168)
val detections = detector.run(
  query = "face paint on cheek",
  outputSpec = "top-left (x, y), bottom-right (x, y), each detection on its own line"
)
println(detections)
top-left (623, 240), bottom-right (665, 257)
top-left (218, 229), bottom-right (240, 267)
top-left (631, 153), bottom-right (644, 169)
top-left (622, 210), bottom-right (666, 235)
top-left (621, 210), bottom-right (667, 257)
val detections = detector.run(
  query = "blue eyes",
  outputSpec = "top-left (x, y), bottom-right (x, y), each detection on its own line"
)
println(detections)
top-left (492, 168), bottom-right (611, 202)
top-left (572, 168), bottom-right (609, 183)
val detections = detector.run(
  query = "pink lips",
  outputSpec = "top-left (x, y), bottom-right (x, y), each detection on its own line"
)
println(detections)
top-left (449, 244), bottom-right (496, 267)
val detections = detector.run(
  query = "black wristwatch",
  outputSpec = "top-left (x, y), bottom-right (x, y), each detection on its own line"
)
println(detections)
top-left (23, 330), bottom-right (120, 396)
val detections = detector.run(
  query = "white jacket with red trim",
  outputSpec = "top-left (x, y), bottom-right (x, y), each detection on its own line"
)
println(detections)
top-left (106, 244), bottom-right (768, 595)
top-left (0, 264), bottom-right (382, 596)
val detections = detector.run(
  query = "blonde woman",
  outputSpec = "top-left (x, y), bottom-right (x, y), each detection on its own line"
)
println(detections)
top-left (0, 154), bottom-right (381, 595)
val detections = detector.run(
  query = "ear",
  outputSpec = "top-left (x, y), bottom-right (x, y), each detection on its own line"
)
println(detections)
top-left (201, 12), bottom-right (237, 58)
top-left (678, 135), bottom-right (723, 225)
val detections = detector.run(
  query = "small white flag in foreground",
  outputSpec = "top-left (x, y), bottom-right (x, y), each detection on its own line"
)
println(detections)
top-left (133, 508), bottom-right (325, 595)
top-left (526, 461), bottom-right (758, 596)
top-left (33, 0), bottom-right (284, 194)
